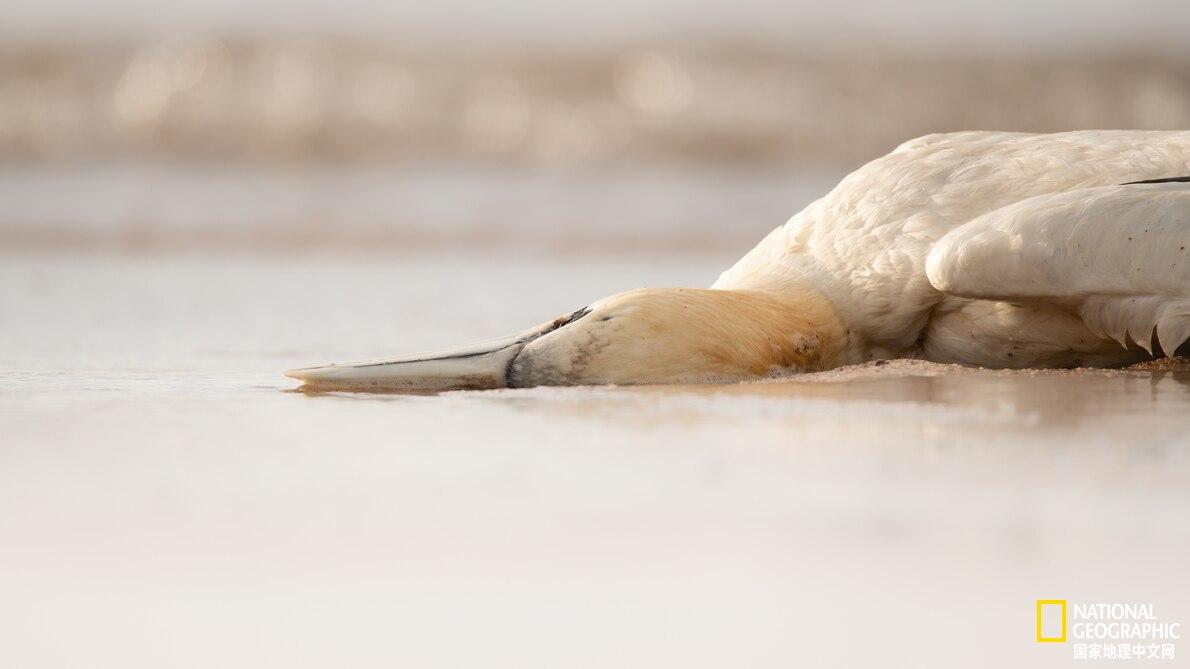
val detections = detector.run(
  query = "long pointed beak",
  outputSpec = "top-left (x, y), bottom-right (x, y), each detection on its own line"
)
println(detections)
top-left (285, 308), bottom-right (588, 392)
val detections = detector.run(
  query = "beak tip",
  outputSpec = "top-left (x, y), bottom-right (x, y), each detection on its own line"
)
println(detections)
top-left (285, 365), bottom-right (329, 382)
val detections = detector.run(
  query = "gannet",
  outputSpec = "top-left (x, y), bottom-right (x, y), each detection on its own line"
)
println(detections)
top-left (288, 130), bottom-right (1190, 391)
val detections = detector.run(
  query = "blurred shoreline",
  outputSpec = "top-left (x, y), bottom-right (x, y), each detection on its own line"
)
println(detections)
top-left (5, 37), bottom-right (1188, 255)
top-left (4, 38), bottom-right (1189, 168)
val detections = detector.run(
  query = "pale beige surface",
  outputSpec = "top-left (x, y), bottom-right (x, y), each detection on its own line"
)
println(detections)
top-left (2, 253), bottom-right (1188, 667)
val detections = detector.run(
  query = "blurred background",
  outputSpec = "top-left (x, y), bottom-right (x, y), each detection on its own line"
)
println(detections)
top-left (4, 4), bottom-right (1190, 668)
top-left (4, 0), bottom-right (1190, 254)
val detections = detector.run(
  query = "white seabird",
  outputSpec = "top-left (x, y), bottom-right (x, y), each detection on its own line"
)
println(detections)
top-left (288, 130), bottom-right (1190, 391)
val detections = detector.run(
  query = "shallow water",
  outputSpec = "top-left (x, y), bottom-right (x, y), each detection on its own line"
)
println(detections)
top-left (2, 252), bottom-right (1189, 668)
top-left (0, 164), bottom-right (838, 254)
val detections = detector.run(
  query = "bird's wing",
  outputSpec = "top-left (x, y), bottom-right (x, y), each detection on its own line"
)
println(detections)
top-left (925, 182), bottom-right (1190, 355)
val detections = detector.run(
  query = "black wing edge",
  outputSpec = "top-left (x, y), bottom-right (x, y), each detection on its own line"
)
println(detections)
top-left (1121, 176), bottom-right (1190, 185)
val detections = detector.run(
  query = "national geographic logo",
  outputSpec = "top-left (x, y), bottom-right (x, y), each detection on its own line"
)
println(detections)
top-left (1037, 600), bottom-right (1067, 642)
top-left (1036, 600), bottom-right (1180, 661)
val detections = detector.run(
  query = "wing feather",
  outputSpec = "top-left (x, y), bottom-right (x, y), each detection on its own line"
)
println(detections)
top-left (925, 184), bottom-right (1190, 355)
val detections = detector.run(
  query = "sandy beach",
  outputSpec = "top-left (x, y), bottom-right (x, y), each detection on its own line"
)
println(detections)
top-left (3, 251), bottom-right (1187, 667)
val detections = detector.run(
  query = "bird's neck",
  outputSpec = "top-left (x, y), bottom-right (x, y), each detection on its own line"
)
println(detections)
top-left (715, 288), bottom-right (850, 374)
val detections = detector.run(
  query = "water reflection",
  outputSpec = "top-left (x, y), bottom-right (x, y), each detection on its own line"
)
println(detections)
top-left (454, 364), bottom-right (1190, 449)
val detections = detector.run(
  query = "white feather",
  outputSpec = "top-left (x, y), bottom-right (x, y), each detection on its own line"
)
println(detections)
top-left (717, 130), bottom-right (1190, 366)
top-left (924, 184), bottom-right (1190, 356)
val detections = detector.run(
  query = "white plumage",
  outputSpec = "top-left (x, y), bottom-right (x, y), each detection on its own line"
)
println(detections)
top-left (925, 183), bottom-right (1190, 357)
top-left (715, 130), bottom-right (1190, 367)
top-left (290, 130), bottom-right (1190, 390)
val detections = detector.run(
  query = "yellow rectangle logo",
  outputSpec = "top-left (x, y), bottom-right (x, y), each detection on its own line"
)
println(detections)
top-left (1037, 600), bottom-right (1067, 642)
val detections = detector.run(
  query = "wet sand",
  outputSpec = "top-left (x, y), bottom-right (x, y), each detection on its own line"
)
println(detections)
top-left (2, 252), bottom-right (1188, 667)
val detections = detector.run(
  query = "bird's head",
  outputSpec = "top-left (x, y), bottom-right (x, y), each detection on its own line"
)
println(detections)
top-left (287, 287), bottom-right (844, 391)
top-left (509, 287), bottom-right (843, 386)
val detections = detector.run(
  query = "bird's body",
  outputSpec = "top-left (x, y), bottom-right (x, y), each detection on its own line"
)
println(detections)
top-left (289, 130), bottom-right (1190, 391)
top-left (717, 130), bottom-right (1190, 368)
